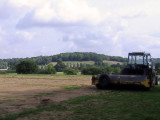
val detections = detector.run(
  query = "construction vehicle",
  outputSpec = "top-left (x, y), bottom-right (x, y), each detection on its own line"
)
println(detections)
top-left (92, 52), bottom-right (159, 90)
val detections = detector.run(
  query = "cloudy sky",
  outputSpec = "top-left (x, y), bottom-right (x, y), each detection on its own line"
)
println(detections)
top-left (0, 0), bottom-right (160, 59)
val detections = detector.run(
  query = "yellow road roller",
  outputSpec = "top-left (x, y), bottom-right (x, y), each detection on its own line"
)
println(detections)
top-left (92, 52), bottom-right (159, 89)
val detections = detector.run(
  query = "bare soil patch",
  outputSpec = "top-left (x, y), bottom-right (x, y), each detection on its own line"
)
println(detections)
top-left (0, 75), bottom-right (102, 117)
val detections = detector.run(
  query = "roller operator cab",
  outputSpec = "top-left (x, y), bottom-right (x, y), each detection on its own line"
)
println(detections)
top-left (92, 52), bottom-right (159, 90)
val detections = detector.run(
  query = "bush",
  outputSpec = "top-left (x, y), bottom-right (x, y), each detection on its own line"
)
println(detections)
top-left (81, 66), bottom-right (103, 75)
top-left (64, 68), bottom-right (78, 75)
top-left (81, 66), bottom-right (122, 75)
top-left (112, 67), bottom-right (121, 74)
top-left (101, 66), bottom-right (113, 74)
top-left (45, 64), bottom-right (56, 74)
top-left (16, 60), bottom-right (38, 74)
top-left (54, 59), bottom-right (66, 72)
top-left (38, 64), bottom-right (56, 74)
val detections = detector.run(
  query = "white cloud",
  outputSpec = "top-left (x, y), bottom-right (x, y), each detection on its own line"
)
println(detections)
top-left (9, 0), bottom-right (46, 8)
top-left (55, 0), bottom-right (102, 24)
top-left (89, 40), bottom-right (103, 45)
top-left (16, 0), bottom-right (103, 28)
top-left (16, 31), bottom-right (35, 41)
top-left (34, 4), bottom-right (56, 22)
top-left (0, 27), bottom-right (6, 35)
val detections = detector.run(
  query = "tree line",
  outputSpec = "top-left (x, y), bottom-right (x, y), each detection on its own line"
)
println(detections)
top-left (1, 52), bottom-right (160, 75)
top-left (0, 52), bottom-right (127, 70)
top-left (14, 59), bottom-right (124, 75)
top-left (14, 59), bottom-right (160, 75)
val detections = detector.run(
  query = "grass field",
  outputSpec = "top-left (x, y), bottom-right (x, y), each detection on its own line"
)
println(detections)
top-left (0, 74), bottom-right (160, 120)
top-left (51, 61), bottom-right (95, 66)
top-left (103, 60), bottom-right (124, 65)
top-left (51, 60), bottom-right (123, 66)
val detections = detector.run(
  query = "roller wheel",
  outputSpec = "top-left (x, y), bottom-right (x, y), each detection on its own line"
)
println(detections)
top-left (96, 74), bottom-right (110, 89)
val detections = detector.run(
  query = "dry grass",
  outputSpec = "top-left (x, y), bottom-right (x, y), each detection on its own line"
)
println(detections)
top-left (0, 75), bottom-right (91, 99)
top-left (0, 75), bottom-right (95, 117)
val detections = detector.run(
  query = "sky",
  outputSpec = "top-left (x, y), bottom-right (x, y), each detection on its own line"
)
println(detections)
top-left (0, 0), bottom-right (160, 59)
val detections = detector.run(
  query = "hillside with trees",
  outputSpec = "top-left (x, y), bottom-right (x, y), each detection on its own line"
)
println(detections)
top-left (51, 52), bottom-right (127, 62)
top-left (0, 52), bottom-right (127, 70)
top-left (1, 52), bottom-right (160, 75)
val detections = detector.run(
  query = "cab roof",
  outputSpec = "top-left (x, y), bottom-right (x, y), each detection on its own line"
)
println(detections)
top-left (128, 52), bottom-right (151, 56)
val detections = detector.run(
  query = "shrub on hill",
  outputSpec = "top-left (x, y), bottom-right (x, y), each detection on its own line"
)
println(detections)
top-left (64, 68), bottom-right (78, 75)
top-left (81, 66), bottom-right (103, 75)
top-left (38, 64), bottom-right (56, 74)
top-left (112, 67), bottom-right (121, 74)
top-left (54, 59), bottom-right (66, 72)
top-left (81, 65), bottom-right (121, 75)
top-left (16, 60), bottom-right (38, 74)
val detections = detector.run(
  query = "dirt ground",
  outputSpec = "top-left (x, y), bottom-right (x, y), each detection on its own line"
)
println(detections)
top-left (0, 75), bottom-right (102, 117)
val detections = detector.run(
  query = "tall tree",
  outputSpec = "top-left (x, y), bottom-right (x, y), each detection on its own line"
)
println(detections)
top-left (16, 60), bottom-right (38, 74)
top-left (45, 64), bottom-right (56, 74)
top-left (54, 59), bottom-right (66, 72)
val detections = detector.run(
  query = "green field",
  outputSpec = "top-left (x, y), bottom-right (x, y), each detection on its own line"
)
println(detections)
top-left (51, 61), bottom-right (94, 66)
top-left (51, 60), bottom-right (123, 66)
top-left (103, 60), bottom-right (124, 65)
top-left (1, 86), bottom-right (160, 120)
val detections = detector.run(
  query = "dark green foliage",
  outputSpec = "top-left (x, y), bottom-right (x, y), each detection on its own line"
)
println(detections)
top-left (0, 56), bottom-right (52, 70)
top-left (38, 64), bottom-right (56, 74)
top-left (111, 63), bottom-right (121, 68)
top-left (0, 60), bottom-right (8, 69)
top-left (101, 66), bottom-right (113, 74)
top-left (81, 65), bottom-right (121, 75)
top-left (33, 56), bottom-right (52, 65)
top-left (109, 56), bottom-right (126, 62)
top-left (81, 66), bottom-right (103, 75)
top-left (0, 52), bottom-right (128, 71)
top-left (45, 64), bottom-right (56, 74)
top-left (112, 67), bottom-right (121, 74)
top-left (5, 58), bottom-right (24, 70)
top-left (16, 60), bottom-right (38, 74)
top-left (54, 59), bottom-right (66, 72)
top-left (94, 59), bottom-right (104, 66)
top-left (64, 68), bottom-right (78, 75)
top-left (79, 63), bottom-right (86, 70)
top-left (52, 52), bottom-right (127, 62)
